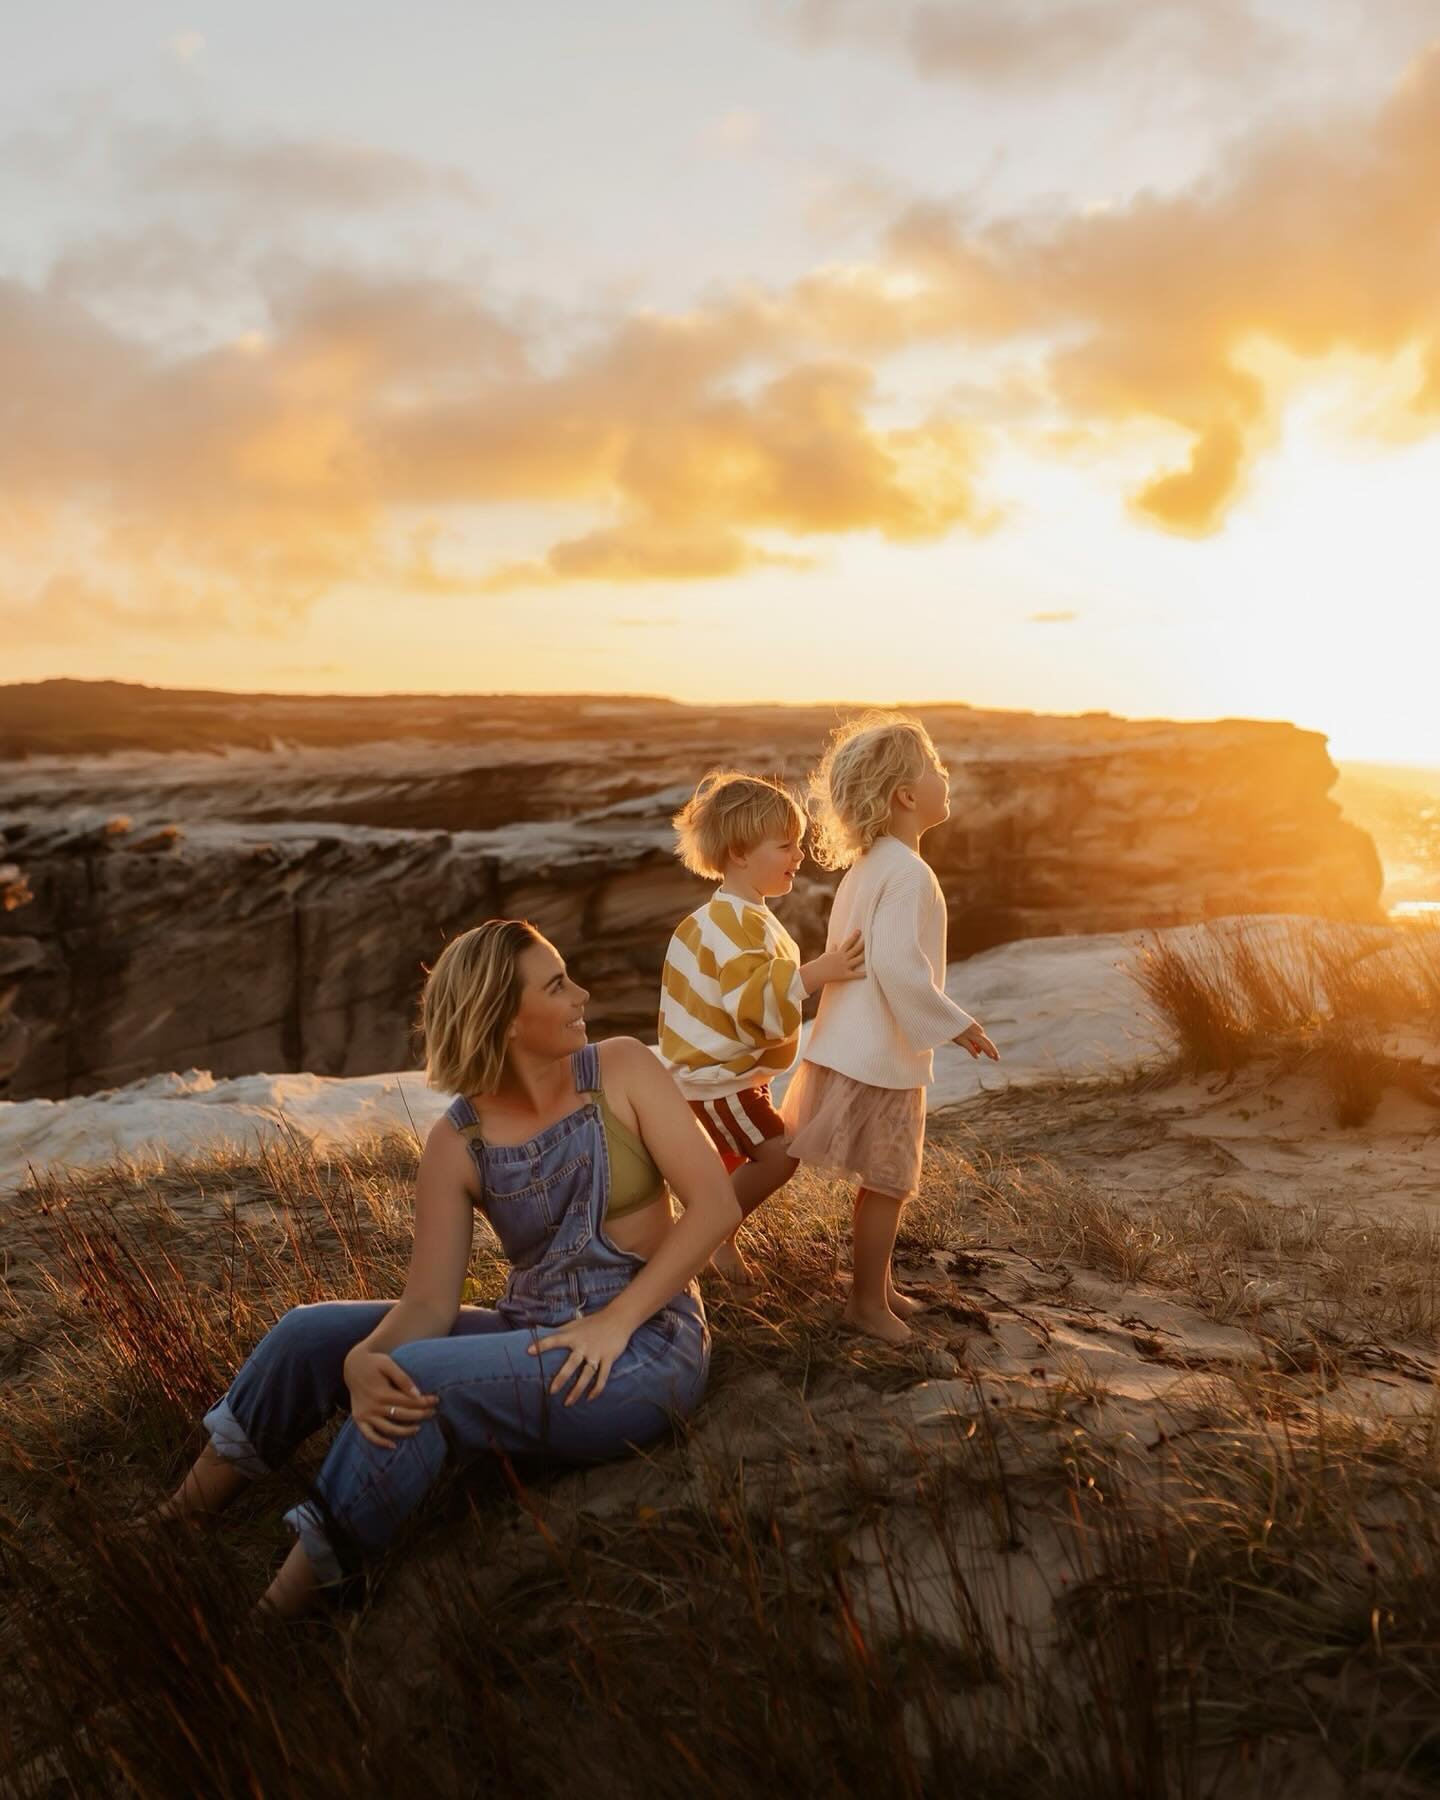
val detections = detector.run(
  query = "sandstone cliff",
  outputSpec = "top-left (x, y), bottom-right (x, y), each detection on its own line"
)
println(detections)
top-left (0, 682), bottom-right (1382, 1098)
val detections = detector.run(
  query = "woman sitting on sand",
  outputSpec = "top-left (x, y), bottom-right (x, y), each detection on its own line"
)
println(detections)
top-left (153, 919), bottom-right (740, 1616)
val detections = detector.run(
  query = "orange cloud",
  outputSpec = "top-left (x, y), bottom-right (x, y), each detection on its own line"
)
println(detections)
top-left (412, 359), bottom-right (986, 591)
top-left (10, 41), bottom-right (1440, 642)
top-left (865, 41), bottom-right (1440, 528)
top-left (480, 528), bottom-right (810, 593)
top-left (0, 258), bottom-right (987, 632)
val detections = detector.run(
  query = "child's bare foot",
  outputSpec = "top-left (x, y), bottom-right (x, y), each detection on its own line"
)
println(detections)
top-left (838, 1274), bottom-right (928, 1318)
top-left (840, 1299), bottom-right (913, 1344)
top-left (887, 1286), bottom-right (928, 1319)
top-left (708, 1240), bottom-right (758, 1285)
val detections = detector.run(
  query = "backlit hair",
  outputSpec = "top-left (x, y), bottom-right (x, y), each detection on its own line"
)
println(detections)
top-left (672, 769), bottom-right (807, 882)
top-left (422, 918), bottom-right (545, 1095)
top-left (806, 712), bottom-right (939, 870)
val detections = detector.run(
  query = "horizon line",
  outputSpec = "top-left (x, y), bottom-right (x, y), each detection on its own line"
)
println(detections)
top-left (4, 675), bottom-right (1437, 769)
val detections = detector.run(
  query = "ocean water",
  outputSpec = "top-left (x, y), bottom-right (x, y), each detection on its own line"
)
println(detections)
top-left (1334, 762), bottom-right (1440, 918)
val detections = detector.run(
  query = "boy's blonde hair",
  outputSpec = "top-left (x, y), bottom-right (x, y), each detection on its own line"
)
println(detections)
top-left (672, 769), bottom-right (807, 882)
top-left (422, 918), bottom-right (545, 1095)
top-left (806, 711), bottom-right (941, 870)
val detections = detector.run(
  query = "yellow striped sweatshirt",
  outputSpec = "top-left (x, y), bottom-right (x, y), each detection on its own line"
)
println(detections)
top-left (657, 890), bottom-right (807, 1100)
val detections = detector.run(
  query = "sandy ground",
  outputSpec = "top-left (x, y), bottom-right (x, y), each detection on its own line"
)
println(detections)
top-left (4, 917), bottom-right (1438, 1797)
top-left (936, 1058), bottom-right (1440, 1217)
top-left (0, 1067), bottom-right (447, 1190)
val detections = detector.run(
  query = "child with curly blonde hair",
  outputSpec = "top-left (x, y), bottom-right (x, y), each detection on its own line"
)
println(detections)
top-left (783, 714), bottom-right (999, 1342)
top-left (658, 769), bottom-right (865, 1282)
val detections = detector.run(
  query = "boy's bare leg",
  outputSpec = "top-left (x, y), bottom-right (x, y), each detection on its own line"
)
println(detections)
top-left (140, 1442), bottom-right (249, 1525)
top-left (709, 1138), bottom-right (797, 1283)
top-left (842, 1187), bottom-right (911, 1343)
top-left (730, 1138), bottom-right (798, 1219)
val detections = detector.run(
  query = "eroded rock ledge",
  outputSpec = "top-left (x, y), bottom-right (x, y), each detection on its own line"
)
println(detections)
top-left (0, 682), bottom-right (1381, 1097)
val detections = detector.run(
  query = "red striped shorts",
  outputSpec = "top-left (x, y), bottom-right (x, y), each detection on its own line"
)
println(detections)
top-left (689, 1083), bottom-right (787, 1162)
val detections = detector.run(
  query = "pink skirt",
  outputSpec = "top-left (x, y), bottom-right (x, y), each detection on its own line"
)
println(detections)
top-left (780, 1061), bottom-right (926, 1199)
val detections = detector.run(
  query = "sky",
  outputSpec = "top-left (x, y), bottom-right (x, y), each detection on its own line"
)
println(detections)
top-left (3, 0), bottom-right (1440, 760)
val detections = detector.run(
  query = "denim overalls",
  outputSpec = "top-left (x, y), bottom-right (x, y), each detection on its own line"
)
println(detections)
top-left (203, 1045), bottom-right (709, 1584)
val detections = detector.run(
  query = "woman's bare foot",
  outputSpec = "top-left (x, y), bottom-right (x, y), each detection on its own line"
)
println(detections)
top-left (120, 1498), bottom-right (187, 1533)
top-left (128, 1444), bottom-right (248, 1531)
top-left (258, 1540), bottom-right (323, 1619)
top-left (840, 1299), bottom-right (913, 1344)
top-left (708, 1238), bottom-right (758, 1285)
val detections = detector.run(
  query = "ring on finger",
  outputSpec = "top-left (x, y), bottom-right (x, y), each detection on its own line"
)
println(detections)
top-left (387, 1404), bottom-right (396, 1420)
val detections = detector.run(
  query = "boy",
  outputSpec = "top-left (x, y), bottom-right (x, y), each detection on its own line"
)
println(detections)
top-left (658, 769), bottom-right (865, 1281)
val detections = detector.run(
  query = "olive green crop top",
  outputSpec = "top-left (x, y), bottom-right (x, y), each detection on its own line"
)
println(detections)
top-left (458, 1085), bottom-right (666, 1223)
top-left (592, 1086), bottom-right (668, 1221)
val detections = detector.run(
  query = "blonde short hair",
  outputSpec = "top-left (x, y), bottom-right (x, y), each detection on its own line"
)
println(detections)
top-left (806, 712), bottom-right (940, 870)
top-left (422, 918), bottom-right (545, 1095)
top-left (672, 769), bottom-right (806, 882)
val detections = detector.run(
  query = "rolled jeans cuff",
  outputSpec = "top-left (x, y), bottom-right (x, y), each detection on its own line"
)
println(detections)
top-left (283, 1500), bottom-right (346, 1588)
top-left (202, 1397), bottom-right (273, 1479)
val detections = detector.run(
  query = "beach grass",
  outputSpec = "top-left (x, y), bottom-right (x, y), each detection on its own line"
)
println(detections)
top-left (4, 1113), bottom-right (1440, 1797)
top-left (1130, 916), bottom-right (1440, 1125)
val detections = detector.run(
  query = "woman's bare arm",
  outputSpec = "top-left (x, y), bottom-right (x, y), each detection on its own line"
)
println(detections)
top-left (594, 1039), bottom-right (742, 1334)
top-left (351, 1118), bottom-right (478, 1357)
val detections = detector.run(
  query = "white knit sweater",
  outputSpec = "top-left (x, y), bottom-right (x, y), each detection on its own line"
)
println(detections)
top-left (802, 835), bottom-right (975, 1090)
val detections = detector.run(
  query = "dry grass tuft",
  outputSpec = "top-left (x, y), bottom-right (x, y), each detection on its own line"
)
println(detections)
top-left (1131, 917), bottom-right (1440, 1124)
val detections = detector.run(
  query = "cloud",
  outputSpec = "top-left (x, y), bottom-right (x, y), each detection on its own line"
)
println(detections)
top-left (1028, 610), bottom-right (1078, 624)
top-left (415, 355), bottom-right (988, 592)
top-left (799, 170), bottom-right (909, 241)
top-left (135, 128), bottom-right (485, 210)
top-left (0, 267), bottom-right (525, 632)
top-left (479, 528), bottom-right (811, 593)
top-left (0, 258), bottom-right (988, 630)
top-left (45, 223), bottom-right (245, 310)
top-left (856, 40), bottom-right (1440, 528)
top-left (769, 0), bottom-right (1283, 87)
top-left (4, 115), bottom-right (484, 216)
top-left (168, 30), bottom-right (205, 64)
top-left (0, 573), bottom-right (272, 648)
top-left (13, 36), bottom-right (1440, 643)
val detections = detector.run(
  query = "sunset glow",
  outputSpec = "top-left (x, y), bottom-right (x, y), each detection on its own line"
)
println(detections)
top-left (4, 1), bottom-right (1439, 760)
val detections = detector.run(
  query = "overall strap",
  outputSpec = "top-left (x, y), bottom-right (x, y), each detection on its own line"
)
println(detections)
top-left (446, 1094), bottom-right (486, 1142)
top-left (571, 1043), bottom-right (601, 1094)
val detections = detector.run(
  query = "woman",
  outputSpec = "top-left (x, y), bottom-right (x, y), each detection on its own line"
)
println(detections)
top-left (154, 919), bottom-right (741, 1616)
